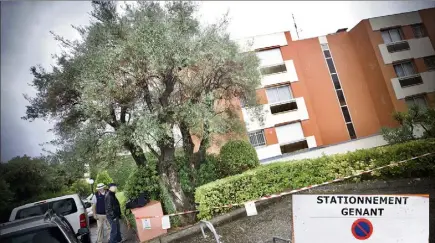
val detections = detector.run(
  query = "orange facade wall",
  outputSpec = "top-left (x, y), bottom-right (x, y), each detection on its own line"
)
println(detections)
top-left (419, 9), bottom-right (435, 48)
top-left (363, 20), bottom-right (408, 113)
top-left (281, 32), bottom-right (348, 145)
top-left (256, 89), bottom-right (268, 104)
top-left (402, 25), bottom-right (415, 40)
top-left (327, 32), bottom-right (382, 137)
top-left (264, 127), bottom-right (278, 145)
top-left (348, 20), bottom-right (402, 128)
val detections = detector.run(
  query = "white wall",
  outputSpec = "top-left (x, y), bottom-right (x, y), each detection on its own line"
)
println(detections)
top-left (318, 36), bottom-right (328, 44)
top-left (391, 71), bottom-right (435, 99)
top-left (369, 11), bottom-right (421, 31)
top-left (242, 97), bottom-right (309, 132)
top-left (237, 32), bottom-right (288, 52)
top-left (255, 144), bottom-right (282, 160)
top-left (306, 136), bottom-right (317, 148)
top-left (379, 37), bottom-right (435, 64)
top-left (262, 135), bottom-right (388, 164)
top-left (260, 60), bottom-right (299, 87)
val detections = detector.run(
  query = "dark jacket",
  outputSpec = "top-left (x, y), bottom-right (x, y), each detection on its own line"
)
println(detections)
top-left (105, 191), bottom-right (121, 221)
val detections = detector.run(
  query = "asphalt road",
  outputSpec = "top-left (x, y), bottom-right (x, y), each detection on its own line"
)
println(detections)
top-left (90, 219), bottom-right (138, 243)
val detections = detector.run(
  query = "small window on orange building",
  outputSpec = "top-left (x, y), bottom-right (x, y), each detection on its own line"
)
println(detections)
top-left (424, 56), bottom-right (435, 71)
top-left (248, 130), bottom-right (266, 147)
top-left (411, 24), bottom-right (426, 38)
top-left (280, 140), bottom-right (309, 154)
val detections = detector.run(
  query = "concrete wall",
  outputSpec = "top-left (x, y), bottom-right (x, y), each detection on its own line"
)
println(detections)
top-left (242, 97), bottom-right (309, 132)
top-left (391, 71), bottom-right (435, 99)
top-left (262, 135), bottom-right (388, 164)
top-left (379, 37), bottom-right (435, 64)
top-left (369, 11), bottom-right (422, 31)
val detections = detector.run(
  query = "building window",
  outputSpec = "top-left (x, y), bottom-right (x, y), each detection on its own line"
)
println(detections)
top-left (280, 140), bottom-right (309, 154)
top-left (336, 89), bottom-right (346, 106)
top-left (248, 130), bottom-right (266, 147)
top-left (393, 61), bottom-right (417, 78)
top-left (326, 58), bottom-right (337, 73)
top-left (341, 106), bottom-right (352, 123)
top-left (424, 56), bottom-right (435, 71)
top-left (331, 74), bottom-right (341, 89)
top-left (256, 48), bottom-right (284, 67)
top-left (270, 101), bottom-right (298, 114)
top-left (381, 28), bottom-right (404, 44)
top-left (412, 24), bottom-right (426, 38)
top-left (260, 64), bottom-right (287, 75)
top-left (386, 41), bottom-right (410, 53)
top-left (266, 85), bottom-right (293, 104)
top-left (346, 123), bottom-right (357, 139)
top-left (405, 95), bottom-right (428, 111)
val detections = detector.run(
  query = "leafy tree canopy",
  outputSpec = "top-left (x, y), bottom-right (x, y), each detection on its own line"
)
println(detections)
top-left (23, 1), bottom-right (262, 216)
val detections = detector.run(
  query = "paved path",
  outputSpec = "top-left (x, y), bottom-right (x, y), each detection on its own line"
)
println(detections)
top-left (177, 178), bottom-right (435, 243)
top-left (90, 219), bottom-right (139, 243)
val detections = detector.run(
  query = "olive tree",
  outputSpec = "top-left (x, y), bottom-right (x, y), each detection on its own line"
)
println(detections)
top-left (23, 1), bottom-right (261, 220)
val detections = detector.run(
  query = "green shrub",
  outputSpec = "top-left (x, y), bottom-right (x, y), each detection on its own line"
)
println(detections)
top-left (195, 139), bottom-right (435, 219)
top-left (198, 155), bottom-right (220, 185)
top-left (219, 140), bottom-right (259, 177)
top-left (94, 171), bottom-right (113, 190)
top-left (124, 162), bottom-right (160, 200)
top-left (70, 179), bottom-right (91, 198)
top-left (106, 156), bottom-right (136, 190)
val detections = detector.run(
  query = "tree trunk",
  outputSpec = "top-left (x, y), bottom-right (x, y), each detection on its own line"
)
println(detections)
top-left (158, 142), bottom-right (196, 225)
top-left (124, 141), bottom-right (147, 167)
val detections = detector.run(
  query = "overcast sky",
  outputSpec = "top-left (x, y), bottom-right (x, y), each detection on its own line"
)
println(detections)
top-left (1, 1), bottom-right (434, 162)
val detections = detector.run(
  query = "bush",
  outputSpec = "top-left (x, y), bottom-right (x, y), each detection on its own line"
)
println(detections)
top-left (195, 139), bottom-right (435, 219)
top-left (218, 140), bottom-right (260, 177)
top-left (106, 156), bottom-right (136, 191)
top-left (70, 179), bottom-right (91, 198)
top-left (124, 162), bottom-right (160, 200)
top-left (197, 155), bottom-right (220, 185)
top-left (94, 171), bottom-right (113, 190)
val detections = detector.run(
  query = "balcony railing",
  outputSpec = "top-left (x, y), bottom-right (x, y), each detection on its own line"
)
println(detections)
top-left (270, 100), bottom-right (298, 114)
top-left (260, 63), bottom-right (287, 76)
top-left (386, 40), bottom-right (410, 53)
top-left (398, 75), bottom-right (423, 88)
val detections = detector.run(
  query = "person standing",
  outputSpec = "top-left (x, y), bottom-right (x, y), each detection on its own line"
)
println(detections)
top-left (105, 183), bottom-right (122, 243)
top-left (92, 183), bottom-right (111, 243)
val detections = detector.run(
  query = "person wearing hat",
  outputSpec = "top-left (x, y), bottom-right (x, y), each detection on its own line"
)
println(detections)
top-left (92, 183), bottom-right (111, 243)
top-left (105, 183), bottom-right (122, 243)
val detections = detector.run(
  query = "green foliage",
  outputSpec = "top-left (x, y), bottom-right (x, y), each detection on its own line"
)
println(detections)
top-left (218, 140), bottom-right (260, 177)
top-left (94, 170), bottom-right (113, 190)
top-left (381, 106), bottom-right (435, 144)
top-left (124, 162), bottom-right (160, 200)
top-left (197, 155), bottom-right (220, 186)
top-left (70, 179), bottom-right (91, 198)
top-left (195, 139), bottom-right (435, 219)
top-left (105, 156), bottom-right (136, 190)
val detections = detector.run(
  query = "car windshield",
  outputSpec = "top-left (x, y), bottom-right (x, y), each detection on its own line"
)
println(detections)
top-left (15, 198), bottom-right (77, 220)
top-left (0, 226), bottom-right (69, 243)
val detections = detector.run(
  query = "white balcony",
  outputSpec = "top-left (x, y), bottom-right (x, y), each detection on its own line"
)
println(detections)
top-left (379, 37), bottom-right (435, 64)
top-left (242, 97), bottom-right (309, 132)
top-left (391, 71), bottom-right (435, 99)
top-left (260, 60), bottom-right (299, 87)
top-left (254, 135), bottom-right (317, 161)
top-left (236, 32), bottom-right (288, 52)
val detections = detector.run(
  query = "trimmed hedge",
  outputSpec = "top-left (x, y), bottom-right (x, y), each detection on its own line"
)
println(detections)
top-left (195, 139), bottom-right (435, 219)
top-left (219, 140), bottom-right (260, 177)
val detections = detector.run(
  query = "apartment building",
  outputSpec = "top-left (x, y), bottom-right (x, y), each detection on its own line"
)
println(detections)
top-left (237, 8), bottom-right (435, 161)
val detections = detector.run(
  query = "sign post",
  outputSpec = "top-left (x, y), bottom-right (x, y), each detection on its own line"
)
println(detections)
top-left (292, 194), bottom-right (429, 242)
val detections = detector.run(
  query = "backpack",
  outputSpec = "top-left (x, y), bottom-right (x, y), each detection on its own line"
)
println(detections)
top-left (125, 192), bottom-right (150, 210)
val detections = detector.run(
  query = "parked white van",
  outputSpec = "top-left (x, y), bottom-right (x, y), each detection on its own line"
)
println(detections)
top-left (8, 194), bottom-right (91, 243)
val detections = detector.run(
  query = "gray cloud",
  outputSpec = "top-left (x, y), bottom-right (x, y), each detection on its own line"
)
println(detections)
top-left (1, 1), bottom-right (434, 162)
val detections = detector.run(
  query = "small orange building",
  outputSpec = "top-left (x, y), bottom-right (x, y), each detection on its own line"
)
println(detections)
top-left (233, 8), bottom-right (435, 161)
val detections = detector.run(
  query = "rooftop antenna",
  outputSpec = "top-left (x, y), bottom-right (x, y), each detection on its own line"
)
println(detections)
top-left (292, 13), bottom-right (302, 40)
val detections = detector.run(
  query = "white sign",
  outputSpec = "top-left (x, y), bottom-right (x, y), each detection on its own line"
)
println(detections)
top-left (161, 215), bottom-right (171, 230)
top-left (245, 201), bottom-right (258, 216)
top-left (141, 218), bottom-right (151, 230)
top-left (292, 194), bottom-right (429, 243)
